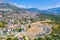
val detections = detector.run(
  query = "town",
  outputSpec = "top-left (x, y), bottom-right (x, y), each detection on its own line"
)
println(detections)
top-left (0, 0), bottom-right (60, 40)
top-left (0, 8), bottom-right (53, 40)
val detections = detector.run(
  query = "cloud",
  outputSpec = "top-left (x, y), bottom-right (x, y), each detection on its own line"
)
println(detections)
top-left (17, 5), bottom-right (33, 8)
top-left (48, 5), bottom-right (60, 8)
top-left (9, 3), bottom-right (33, 8)
top-left (18, 5), bottom-right (26, 8)
top-left (43, 5), bottom-right (60, 10)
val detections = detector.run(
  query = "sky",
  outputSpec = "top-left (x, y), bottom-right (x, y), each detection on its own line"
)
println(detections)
top-left (1, 0), bottom-right (60, 10)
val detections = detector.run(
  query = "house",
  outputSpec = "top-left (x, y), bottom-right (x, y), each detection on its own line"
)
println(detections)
top-left (0, 14), bottom-right (2, 18)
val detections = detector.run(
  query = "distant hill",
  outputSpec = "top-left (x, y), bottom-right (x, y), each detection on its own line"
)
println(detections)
top-left (26, 8), bottom-right (41, 12)
top-left (45, 7), bottom-right (60, 14)
top-left (26, 7), bottom-right (60, 15)
top-left (0, 2), bottom-right (60, 15)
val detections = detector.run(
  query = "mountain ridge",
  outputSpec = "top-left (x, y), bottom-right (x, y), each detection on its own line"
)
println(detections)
top-left (0, 3), bottom-right (60, 15)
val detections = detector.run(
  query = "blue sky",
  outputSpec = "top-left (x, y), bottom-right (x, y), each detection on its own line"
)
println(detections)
top-left (3, 0), bottom-right (60, 9)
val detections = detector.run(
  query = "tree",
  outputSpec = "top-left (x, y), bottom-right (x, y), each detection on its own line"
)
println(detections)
top-left (6, 37), bottom-right (11, 40)
top-left (34, 37), bottom-right (42, 40)
top-left (13, 37), bottom-right (18, 40)
top-left (28, 24), bottom-right (31, 28)
top-left (18, 28), bottom-right (23, 32)
top-left (34, 38), bottom-right (38, 40)
top-left (30, 18), bottom-right (34, 23)
top-left (45, 37), bottom-right (53, 40)
top-left (38, 37), bottom-right (42, 40)
top-left (23, 36), bottom-right (26, 40)
top-left (0, 22), bottom-right (4, 28)
top-left (1, 21), bottom-right (8, 24)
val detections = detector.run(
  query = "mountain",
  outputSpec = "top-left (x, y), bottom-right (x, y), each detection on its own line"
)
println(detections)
top-left (45, 7), bottom-right (60, 14)
top-left (0, 2), bottom-right (60, 15)
top-left (26, 7), bottom-right (60, 15)
top-left (0, 3), bottom-right (29, 13)
top-left (0, 3), bottom-right (16, 9)
top-left (27, 8), bottom-right (41, 12)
